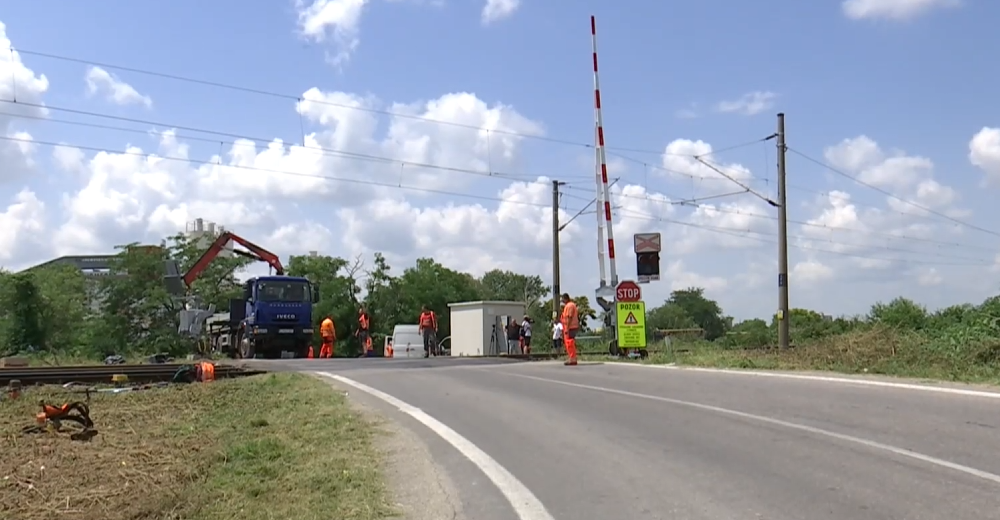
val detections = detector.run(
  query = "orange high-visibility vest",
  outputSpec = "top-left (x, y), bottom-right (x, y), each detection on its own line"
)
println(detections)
top-left (358, 313), bottom-right (370, 330)
top-left (321, 318), bottom-right (335, 339)
top-left (561, 301), bottom-right (580, 331)
top-left (419, 311), bottom-right (437, 329)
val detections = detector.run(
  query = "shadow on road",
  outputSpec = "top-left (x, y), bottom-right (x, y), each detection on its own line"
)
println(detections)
top-left (242, 356), bottom-right (541, 372)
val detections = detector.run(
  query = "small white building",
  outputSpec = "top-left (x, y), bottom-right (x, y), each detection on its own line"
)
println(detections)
top-left (448, 300), bottom-right (527, 356)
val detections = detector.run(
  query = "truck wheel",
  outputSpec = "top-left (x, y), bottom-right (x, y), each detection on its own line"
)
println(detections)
top-left (235, 330), bottom-right (252, 359)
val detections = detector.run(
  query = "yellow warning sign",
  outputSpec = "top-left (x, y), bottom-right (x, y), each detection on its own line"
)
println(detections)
top-left (615, 301), bottom-right (646, 348)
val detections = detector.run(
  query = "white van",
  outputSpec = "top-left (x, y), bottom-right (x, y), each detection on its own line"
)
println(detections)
top-left (388, 325), bottom-right (425, 358)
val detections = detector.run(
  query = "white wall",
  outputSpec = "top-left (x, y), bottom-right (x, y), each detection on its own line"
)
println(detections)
top-left (450, 307), bottom-right (483, 356)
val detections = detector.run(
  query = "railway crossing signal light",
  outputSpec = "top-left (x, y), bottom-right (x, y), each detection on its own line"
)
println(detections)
top-left (636, 252), bottom-right (660, 279)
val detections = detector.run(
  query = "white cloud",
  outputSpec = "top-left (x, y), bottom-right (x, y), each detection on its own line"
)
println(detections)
top-left (84, 66), bottom-right (152, 108)
top-left (841, 0), bottom-right (960, 20)
top-left (715, 91), bottom-right (777, 116)
top-left (969, 127), bottom-right (1000, 184)
top-left (296, 0), bottom-right (369, 66)
top-left (792, 260), bottom-right (834, 284)
top-left (482, 0), bottom-right (520, 24)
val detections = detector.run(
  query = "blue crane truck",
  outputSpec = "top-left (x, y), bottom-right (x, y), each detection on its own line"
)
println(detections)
top-left (166, 231), bottom-right (319, 359)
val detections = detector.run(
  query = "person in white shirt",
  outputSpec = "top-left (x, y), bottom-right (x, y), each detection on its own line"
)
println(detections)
top-left (520, 316), bottom-right (533, 355)
top-left (551, 319), bottom-right (564, 354)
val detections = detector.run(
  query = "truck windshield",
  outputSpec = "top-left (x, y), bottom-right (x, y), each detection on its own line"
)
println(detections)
top-left (257, 281), bottom-right (310, 303)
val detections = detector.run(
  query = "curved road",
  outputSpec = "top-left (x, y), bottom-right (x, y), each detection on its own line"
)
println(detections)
top-left (296, 359), bottom-right (1000, 519)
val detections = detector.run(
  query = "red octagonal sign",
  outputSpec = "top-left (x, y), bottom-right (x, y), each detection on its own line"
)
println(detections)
top-left (616, 280), bottom-right (642, 302)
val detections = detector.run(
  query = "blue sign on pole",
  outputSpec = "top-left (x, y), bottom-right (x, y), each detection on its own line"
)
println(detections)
top-left (778, 273), bottom-right (787, 287)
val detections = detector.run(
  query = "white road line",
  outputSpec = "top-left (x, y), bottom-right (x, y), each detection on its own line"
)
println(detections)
top-left (503, 371), bottom-right (1000, 486)
top-left (315, 372), bottom-right (555, 520)
top-left (608, 362), bottom-right (1000, 399)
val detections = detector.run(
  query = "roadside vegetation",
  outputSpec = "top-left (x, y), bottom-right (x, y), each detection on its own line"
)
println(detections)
top-left (629, 288), bottom-right (1000, 385)
top-left (0, 231), bottom-right (594, 364)
top-left (0, 372), bottom-right (394, 520)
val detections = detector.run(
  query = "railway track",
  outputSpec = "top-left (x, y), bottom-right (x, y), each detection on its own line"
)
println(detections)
top-left (0, 363), bottom-right (266, 386)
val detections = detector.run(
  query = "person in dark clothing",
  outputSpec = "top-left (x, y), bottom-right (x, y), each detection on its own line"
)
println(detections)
top-left (506, 318), bottom-right (521, 354)
top-left (520, 315), bottom-right (533, 355)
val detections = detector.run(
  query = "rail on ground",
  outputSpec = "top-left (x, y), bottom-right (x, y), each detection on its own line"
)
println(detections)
top-left (0, 363), bottom-right (266, 386)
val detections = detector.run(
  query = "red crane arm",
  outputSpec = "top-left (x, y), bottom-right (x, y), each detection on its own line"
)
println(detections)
top-left (182, 231), bottom-right (285, 287)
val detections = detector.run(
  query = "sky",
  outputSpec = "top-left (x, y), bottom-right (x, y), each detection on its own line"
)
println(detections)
top-left (0, 0), bottom-right (999, 321)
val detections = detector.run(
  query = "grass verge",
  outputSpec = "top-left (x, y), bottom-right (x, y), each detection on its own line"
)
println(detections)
top-left (1, 372), bottom-right (395, 520)
top-left (595, 326), bottom-right (1000, 386)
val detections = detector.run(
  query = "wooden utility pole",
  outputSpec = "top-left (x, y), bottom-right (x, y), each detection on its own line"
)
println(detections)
top-left (776, 113), bottom-right (790, 349)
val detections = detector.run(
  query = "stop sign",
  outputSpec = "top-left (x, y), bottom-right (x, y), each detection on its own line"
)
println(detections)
top-left (616, 280), bottom-right (642, 302)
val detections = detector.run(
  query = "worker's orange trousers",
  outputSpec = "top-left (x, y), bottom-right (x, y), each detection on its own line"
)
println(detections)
top-left (319, 339), bottom-right (334, 358)
top-left (564, 329), bottom-right (578, 361)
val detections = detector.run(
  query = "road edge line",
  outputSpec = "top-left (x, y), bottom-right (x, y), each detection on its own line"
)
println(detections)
top-left (315, 372), bottom-right (555, 520)
top-left (607, 362), bottom-right (1000, 399)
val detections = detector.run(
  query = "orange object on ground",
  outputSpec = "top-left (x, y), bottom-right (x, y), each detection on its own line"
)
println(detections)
top-left (561, 298), bottom-right (579, 365)
top-left (197, 361), bottom-right (215, 382)
top-left (385, 343), bottom-right (393, 358)
top-left (307, 345), bottom-right (314, 358)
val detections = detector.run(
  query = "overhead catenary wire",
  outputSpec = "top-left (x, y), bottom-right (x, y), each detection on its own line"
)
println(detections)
top-left (0, 133), bottom-right (572, 210)
top-left (7, 131), bottom-right (984, 269)
top-left (611, 208), bottom-right (994, 266)
top-left (788, 147), bottom-right (1000, 239)
top-left (11, 46), bottom-right (766, 160)
top-left (0, 102), bottom-right (592, 187)
top-left (562, 186), bottom-right (999, 253)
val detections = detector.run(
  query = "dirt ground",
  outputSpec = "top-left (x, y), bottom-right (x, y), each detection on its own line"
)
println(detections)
top-left (0, 373), bottom-right (394, 520)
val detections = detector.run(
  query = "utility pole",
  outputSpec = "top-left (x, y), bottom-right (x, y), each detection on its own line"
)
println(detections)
top-left (776, 113), bottom-right (790, 349)
top-left (552, 180), bottom-right (565, 320)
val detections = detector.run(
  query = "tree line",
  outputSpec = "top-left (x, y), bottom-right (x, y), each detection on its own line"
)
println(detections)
top-left (0, 233), bottom-right (598, 359)
top-left (5, 230), bottom-right (992, 361)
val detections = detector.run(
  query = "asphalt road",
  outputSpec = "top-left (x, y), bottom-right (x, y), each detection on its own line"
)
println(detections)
top-left (275, 358), bottom-right (1000, 519)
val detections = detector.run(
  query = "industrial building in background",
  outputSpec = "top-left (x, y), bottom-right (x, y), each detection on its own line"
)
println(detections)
top-left (185, 218), bottom-right (234, 258)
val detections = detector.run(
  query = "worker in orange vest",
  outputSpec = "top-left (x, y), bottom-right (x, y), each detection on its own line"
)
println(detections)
top-left (560, 293), bottom-right (579, 366)
top-left (356, 307), bottom-right (373, 357)
top-left (320, 315), bottom-right (336, 358)
top-left (418, 305), bottom-right (438, 358)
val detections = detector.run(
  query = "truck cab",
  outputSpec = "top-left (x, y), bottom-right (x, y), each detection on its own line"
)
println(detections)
top-left (236, 276), bottom-right (320, 358)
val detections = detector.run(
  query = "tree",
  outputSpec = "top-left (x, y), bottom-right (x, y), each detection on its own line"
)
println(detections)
top-left (3, 272), bottom-right (45, 353)
top-left (667, 287), bottom-right (729, 340)
top-left (93, 243), bottom-right (184, 357)
top-left (363, 252), bottom-right (404, 336)
top-left (31, 264), bottom-right (90, 352)
top-left (478, 269), bottom-right (548, 308)
top-left (397, 258), bottom-right (480, 339)
top-left (287, 254), bottom-right (362, 354)
top-left (646, 302), bottom-right (698, 338)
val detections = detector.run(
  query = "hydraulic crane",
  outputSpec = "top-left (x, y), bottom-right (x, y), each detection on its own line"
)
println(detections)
top-left (165, 231), bottom-right (319, 359)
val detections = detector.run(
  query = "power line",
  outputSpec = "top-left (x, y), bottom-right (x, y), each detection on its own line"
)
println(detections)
top-left (563, 185), bottom-right (999, 253)
top-left (613, 208), bottom-right (993, 266)
top-left (788, 147), bottom-right (1000, 239)
top-left (11, 46), bottom-right (766, 159)
top-left (0, 101), bottom-right (590, 187)
top-left (0, 133), bottom-right (575, 210)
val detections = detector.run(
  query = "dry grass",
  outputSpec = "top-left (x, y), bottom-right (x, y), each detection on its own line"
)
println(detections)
top-left (615, 326), bottom-right (1000, 385)
top-left (1, 373), bottom-right (394, 520)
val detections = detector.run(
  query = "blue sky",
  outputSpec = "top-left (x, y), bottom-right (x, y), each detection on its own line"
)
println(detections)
top-left (0, 0), bottom-right (998, 320)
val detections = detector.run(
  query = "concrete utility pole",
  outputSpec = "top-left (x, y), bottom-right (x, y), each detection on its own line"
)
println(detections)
top-left (776, 113), bottom-right (790, 349)
top-left (552, 180), bottom-right (565, 320)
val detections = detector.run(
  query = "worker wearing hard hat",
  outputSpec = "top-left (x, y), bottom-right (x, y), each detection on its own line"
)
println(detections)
top-left (320, 315), bottom-right (336, 359)
top-left (560, 293), bottom-right (579, 366)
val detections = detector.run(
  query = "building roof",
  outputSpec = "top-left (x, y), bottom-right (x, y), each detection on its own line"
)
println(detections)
top-left (22, 255), bottom-right (118, 274)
